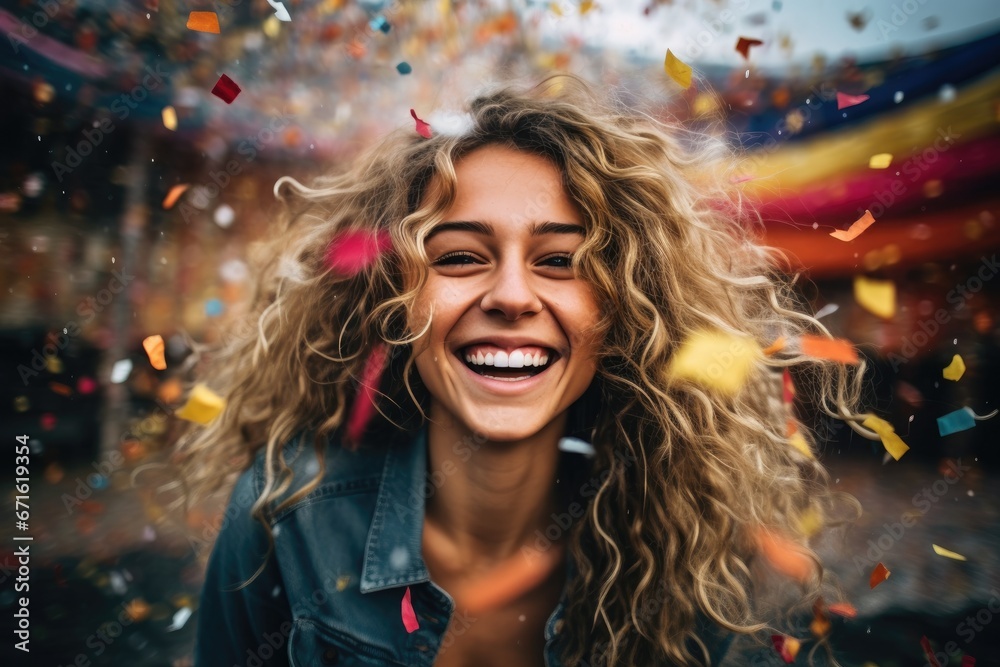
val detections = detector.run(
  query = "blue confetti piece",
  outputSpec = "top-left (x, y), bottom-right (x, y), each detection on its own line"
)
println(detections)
top-left (91, 474), bottom-right (109, 490)
top-left (205, 298), bottom-right (224, 317)
top-left (369, 15), bottom-right (390, 33)
top-left (396, 61), bottom-right (412, 75)
top-left (937, 408), bottom-right (976, 437)
top-left (772, 0), bottom-right (782, 10)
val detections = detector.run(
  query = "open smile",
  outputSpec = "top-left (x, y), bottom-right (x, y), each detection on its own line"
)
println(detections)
top-left (452, 345), bottom-right (562, 392)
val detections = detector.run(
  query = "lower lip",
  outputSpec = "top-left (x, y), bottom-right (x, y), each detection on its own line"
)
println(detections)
top-left (455, 353), bottom-right (560, 394)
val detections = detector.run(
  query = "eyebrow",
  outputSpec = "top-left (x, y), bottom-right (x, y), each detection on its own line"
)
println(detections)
top-left (424, 220), bottom-right (586, 242)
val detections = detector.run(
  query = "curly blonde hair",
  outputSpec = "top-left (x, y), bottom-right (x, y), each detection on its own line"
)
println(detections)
top-left (174, 74), bottom-right (871, 666)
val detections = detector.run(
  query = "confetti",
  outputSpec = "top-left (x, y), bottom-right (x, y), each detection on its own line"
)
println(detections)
top-left (869, 561), bottom-right (890, 589)
top-left (49, 382), bottom-right (72, 397)
top-left (401, 587), bottom-right (420, 633)
top-left (336, 576), bottom-right (350, 591)
top-left (369, 15), bottom-right (390, 33)
top-left (799, 335), bottom-right (860, 365)
top-left (175, 383), bottom-right (226, 425)
top-left (755, 527), bottom-right (816, 583)
top-left (40, 413), bottom-right (56, 430)
top-left (265, 0), bottom-right (291, 21)
top-left (937, 408), bottom-right (976, 437)
top-left (326, 229), bottom-right (393, 276)
top-left (162, 184), bottom-right (190, 209)
top-left (788, 431), bottom-right (814, 459)
top-left (166, 607), bottom-right (193, 632)
top-left (863, 415), bottom-right (910, 460)
top-left (963, 656), bottom-right (977, 667)
top-left (814, 303), bottom-right (839, 319)
top-left (211, 74), bottom-right (241, 104)
top-left (346, 343), bottom-right (390, 447)
top-left (762, 336), bottom-right (786, 356)
top-left (664, 49), bottom-right (693, 89)
top-left (782, 369), bottom-right (795, 404)
top-left (186, 11), bottom-right (220, 33)
top-left (125, 598), bottom-right (151, 622)
top-left (771, 634), bottom-right (801, 663)
top-left (142, 335), bottom-right (167, 370)
top-left (558, 436), bottom-right (596, 457)
top-left (810, 600), bottom-right (831, 637)
top-left (854, 276), bottom-right (896, 319)
top-left (847, 11), bottom-right (869, 30)
top-left (796, 506), bottom-right (822, 537)
top-left (110, 359), bottom-right (133, 384)
top-left (162, 105), bottom-right (177, 131)
top-left (932, 544), bottom-right (967, 561)
top-left (410, 108), bottom-right (432, 138)
top-left (396, 61), bottom-right (412, 75)
top-left (868, 153), bottom-right (893, 169)
top-left (735, 36), bottom-right (764, 59)
top-left (667, 330), bottom-right (761, 395)
top-left (580, 0), bottom-right (596, 14)
top-left (827, 602), bottom-right (857, 618)
top-left (921, 636), bottom-right (943, 667)
top-left (942, 355), bottom-right (966, 381)
top-left (830, 210), bottom-right (876, 241)
top-left (837, 92), bottom-right (870, 109)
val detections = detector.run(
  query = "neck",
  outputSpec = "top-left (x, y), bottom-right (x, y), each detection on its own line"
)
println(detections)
top-left (423, 404), bottom-right (569, 572)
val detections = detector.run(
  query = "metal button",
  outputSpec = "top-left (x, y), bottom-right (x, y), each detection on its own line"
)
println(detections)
top-left (322, 647), bottom-right (340, 664)
top-left (553, 619), bottom-right (565, 634)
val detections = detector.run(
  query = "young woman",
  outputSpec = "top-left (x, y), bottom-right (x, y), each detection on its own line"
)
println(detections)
top-left (180, 75), bottom-right (867, 666)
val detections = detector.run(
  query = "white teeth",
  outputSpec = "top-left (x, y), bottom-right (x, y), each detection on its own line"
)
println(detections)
top-left (476, 351), bottom-right (485, 365)
top-left (508, 350), bottom-right (524, 368)
top-left (494, 350), bottom-right (509, 367)
top-left (462, 348), bottom-right (555, 368)
top-left (523, 353), bottom-right (534, 366)
top-left (540, 355), bottom-right (549, 365)
top-left (485, 352), bottom-right (494, 365)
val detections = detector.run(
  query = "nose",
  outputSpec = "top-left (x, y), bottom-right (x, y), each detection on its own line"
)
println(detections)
top-left (479, 257), bottom-right (544, 320)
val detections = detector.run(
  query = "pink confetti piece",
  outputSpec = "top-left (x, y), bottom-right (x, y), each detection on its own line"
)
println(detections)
top-left (401, 586), bottom-right (420, 633)
top-left (325, 229), bottom-right (392, 276)
top-left (836, 92), bottom-right (869, 109)
top-left (410, 108), bottom-right (432, 138)
top-left (346, 343), bottom-right (389, 448)
top-left (211, 74), bottom-right (241, 104)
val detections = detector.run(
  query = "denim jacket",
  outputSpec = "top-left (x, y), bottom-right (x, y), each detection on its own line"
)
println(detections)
top-left (194, 425), bottom-right (733, 666)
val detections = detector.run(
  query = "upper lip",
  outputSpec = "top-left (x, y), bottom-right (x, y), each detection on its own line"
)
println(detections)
top-left (455, 336), bottom-right (562, 357)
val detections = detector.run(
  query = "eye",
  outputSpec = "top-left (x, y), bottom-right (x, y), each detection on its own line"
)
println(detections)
top-left (432, 251), bottom-right (482, 266)
top-left (543, 254), bottom-right (573, 269)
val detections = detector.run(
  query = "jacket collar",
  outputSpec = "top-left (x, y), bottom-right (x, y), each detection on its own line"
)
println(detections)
top-left (360, 424), bottom-right (432, 593)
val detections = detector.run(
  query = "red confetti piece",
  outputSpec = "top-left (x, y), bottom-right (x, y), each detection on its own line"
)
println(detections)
top-left (920, 636), bottom-right (942, 667)
top-left (41, 413), bottom-right (56, 430)
top-left (410, 108), bottom-right (432, 138)
top-left (346, 343), bottom-right (390, 448)
top-left (771, 634), bottom-right (800, 663)
top-left (211, 74), bottom-right (241, 104)
top-left (800, 335), bottom-right (860, 365)
top-left (837, 92), bottom-right (870, 109)
top-left (782, 368), bottom-right (795, 404)
top-left (827, 602), bottom-right (857, 618)
top-left (77, 376), bottom-right (97, 395)
top-left (186, 11), bottom-right (220, 33)
top-left (869, 562), bottom-right (890, 589)
top-left (325, 229), bottom-right (392, 276)
top-left (830, 210), bottom-right (876, 242)
top-left (962, 656), bottom-right (976, 667)
top-left (401, 586), bottom-right (420, 633)
top-left (735, 36), bottom-right (764, 59)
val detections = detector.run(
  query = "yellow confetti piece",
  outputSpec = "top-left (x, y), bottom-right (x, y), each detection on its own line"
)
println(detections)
top-left (336, 576), bottom-right (351, 591)
top-left (932, 544), bottom-right (967, 561)
top-left (664, 49), bottom-right (693, 89)
top-left (942, 354), bottom-right (966, 381)
top-left (868, 153), bottom-right (893, 169)
top-left (46, 355), bottom-right (64, 374)
top-left (263, 14), bottom-right (282, 37)
top-left (162, 105), bottom-right (177, 131)
top-left (854, 276), bottom-right (896, 319)
top-left (796, 506), bottom-right (823, 538)
top-left (667, 330), bottom-right (761, 395)
top-left (175, 383), bottom-right (226, 425)
top-left (788, 432), bottom-right (815, 459)
top-left (580, 0), bottom-right (595, 14)
top-left (549, 2), bottom-right (563, 17)
top-left (863, 415), bottom-right (910, 460)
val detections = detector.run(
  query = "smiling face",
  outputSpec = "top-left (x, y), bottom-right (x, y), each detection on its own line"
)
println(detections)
top-left (409, 144), bottom-right (604, 442)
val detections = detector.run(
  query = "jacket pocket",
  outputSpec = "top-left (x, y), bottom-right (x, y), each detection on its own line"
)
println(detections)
top-left (289, 618), bottom-right (405, 667)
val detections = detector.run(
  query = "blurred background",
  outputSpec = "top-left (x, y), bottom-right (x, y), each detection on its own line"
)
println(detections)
top-left (2, 0), bottom-right (1000, 665)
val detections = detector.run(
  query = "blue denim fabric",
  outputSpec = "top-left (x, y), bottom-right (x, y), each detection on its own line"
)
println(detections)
top-left (194, 425), bottom-right (733, 666)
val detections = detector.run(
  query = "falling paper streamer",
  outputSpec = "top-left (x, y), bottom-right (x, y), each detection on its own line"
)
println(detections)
top-left (827, 602), bottom-right (857, 618)
top-left (830, 210), bottom-right (876, 242)
top-left (558, 436), bottom-right (595, 457)
top-left (346, 343), bottom-right (390, 447)
top-left (175, 383), bottom-right (226, 425)
top-left (162, 105), bottom-right (177, 131)
top-left (142, 335), bottom-right (167, 370)
top-left (937, 407), bottom-right (976, 437)
top-left (325, 230), bottom-right (393, 276)
top-left (869, 561), bottom-right (890, 589)
top-left (942, 354), bottom-right (966, 381)
top-left (664, 49), bottom-right (693, 89)
top-left (868, 153), bottom-right (893, 169)
top-left (186, 11), bottom-right (220, 33)
top-left (837, 92), bottom-right (870, 109)
top-left (265, 0), bottom-right (291, 21)
top-left (854, 276), bottom-right (896, 319)
top-left (163, 184), bottom-right (190, 209)
top-left (932, 544), bottom-right (967, 561)
top-left (401, 587), bottom-right (420, 632)
top-left (211, 74), bottom-right (241, 104)
top-left (735, 36), bottom-right (764, 59)
top-left (410, 108), bottom-right (432, 138)
top-left (862, 414), bottom-right (910, 460)
top-left (799, 335), bottom-right (859, 365)
top-left (667, 330), bottom-right (761, 395)
top-left (921, 636), bottom-right (943, 667)
top-left (771, 634), bottom-right (801, 663)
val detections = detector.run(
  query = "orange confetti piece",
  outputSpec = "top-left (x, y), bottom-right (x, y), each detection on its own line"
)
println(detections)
top-left (735, 36), bottom-right (764, 59)
top-left (827, 602), bottom-right (857, 618)
top-left (830, 210), bottom-right (876, 241)
top-left (49, 382), bottom-right (73, 397)
top-left (142, 335), bottom-right (167, 370)
top-left (755, 526), bottom-right (816, 583)
top-left (187, 11), bottom-right (220, 33)
top-left (664, 49), bottom-right (692, 89)
top-left (771, 634), bottom-right (801, 663)
top-left (762, 336), bottom-right (786, 356)
top-left (163, 184), bottom-right (190, 209)
top-left (869, 561), bottom-right (890, 589)
top-left (810, 600), bottom-right (831, 637)
top-left (800, 335), bottom-right (859, 365)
